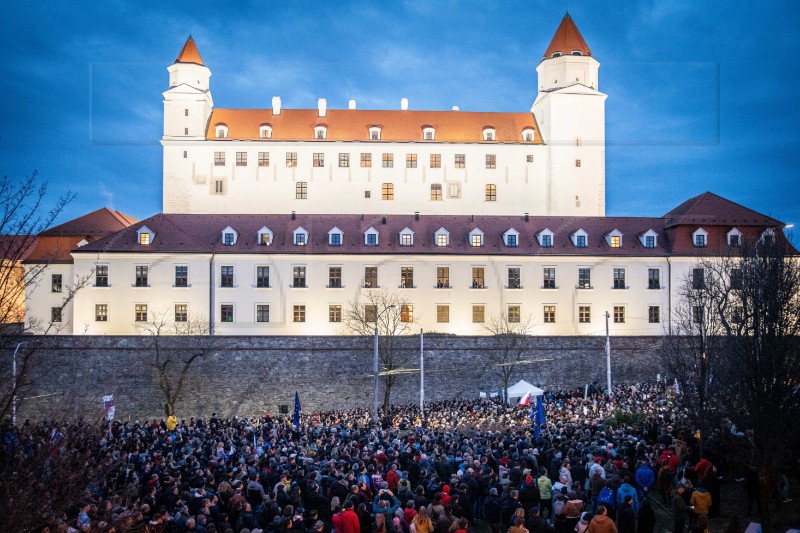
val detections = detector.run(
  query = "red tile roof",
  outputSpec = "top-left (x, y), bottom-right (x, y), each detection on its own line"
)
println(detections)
top-left (175, 36), bottom-right (204, 66)
top-left (0, 235), bottom-right (38, 262)
top-left (543, 13), bottom-right (592, 60)
top-left (663, 192), bottom-right (782, 228)
top-left (207, 108), bottom-right (541, 144)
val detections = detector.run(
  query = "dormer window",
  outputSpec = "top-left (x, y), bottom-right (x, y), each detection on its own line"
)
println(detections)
top-left (314, 125), bottom-right (327, 139)
top-left (571, 229), bottom-right (588, 248)
top-left (215, 124), bottom-right (228, 138)
top-left (328, 227), bottom-right (343, 246)
top-left (482, 127), bottom-right (496, 141)
top-left (221, 226), bottom-right (238, 246)
top-left (434, 227), bottom-right (449, 247)
top-left (537, 229), bottom-right (554, 248)
top-left (639, 229), bottom-right (659, 249)
top-left (399, 227), bottom-right (414, 247)
top-left (503, 228), bottom-right (520, 248)
top-left (522, 128), bottom-right (535, 142)
top-left (257, 226), bottom-right (273, 246)
top-left (422, 126), bottom-right (435, 141)
top-left (293, 226), bottom-right (308, 246)
top-left (606, 229), bottom-right (623, 248)
top-left (369, 126), bottom-right (381, 140)
top-left (469, 228), bottom-right (484, 247)
top-left (571, 50), bottom-right (582, 56)
top-left (551, 52), bottom-right (562, 58)
top-left (727, 227), bottom-right (742, 247)
top-left (692, 228), bottom-right (708, 248)
top-left (365, 227), bottom-right (379, 246)
top-left (259, 124), bottom-right (272, 139)
top-left (137, 226), bottom-right (155, 246)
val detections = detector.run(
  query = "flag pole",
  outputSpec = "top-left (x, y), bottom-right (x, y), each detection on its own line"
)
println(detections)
top-left (420, 328), bottom-right (424, 419)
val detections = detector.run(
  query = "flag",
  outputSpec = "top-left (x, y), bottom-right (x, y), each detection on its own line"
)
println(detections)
top-left (103, 395), bottom-right (115, 421)
top-left (534, 394), bottom-right (546, 441)
top-left (293, 391), bottom-right (301, 427)
top-left (674, 378), bottom-right (681, 396)
top-left (517, 390), bottom-right (532, 406)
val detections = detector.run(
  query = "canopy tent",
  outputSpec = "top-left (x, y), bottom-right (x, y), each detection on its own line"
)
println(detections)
top-left (506, 380), bottom-right (544, 403)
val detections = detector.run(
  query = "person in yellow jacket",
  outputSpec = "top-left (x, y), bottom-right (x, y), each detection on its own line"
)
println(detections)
top-left (166, 415), bottom-right (177, 431)
top-left (690, 485), bottom-right (712, 521)
top-left (537, 468), bottom-right (554, 519)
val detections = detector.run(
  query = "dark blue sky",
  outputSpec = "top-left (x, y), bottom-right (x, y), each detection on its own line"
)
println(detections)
top-left (1, 1), bottom-right (798, 228)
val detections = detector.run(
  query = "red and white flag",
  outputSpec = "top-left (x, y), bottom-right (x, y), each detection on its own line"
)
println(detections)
top-left (518, 390), bottom-right (532, 406)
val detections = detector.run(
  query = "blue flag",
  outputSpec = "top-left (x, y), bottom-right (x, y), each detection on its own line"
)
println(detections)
top-left (534, 395), bottom-right (546, 441)
top-left (293, 391), bottom-right (301, 428)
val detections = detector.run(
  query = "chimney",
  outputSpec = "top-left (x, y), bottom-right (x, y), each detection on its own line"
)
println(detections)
top-left (272, 96), bottom-right (281, 115)
top-left (452, 105), bottom-right (459, 111)
top-left (349, 99), bottom-right (357, 110)
top-left (400, 98), bottom-right (409, 111)
top-left (414, 211), bottom-right (419, 221)
top-left (318, 98), bottom-right (327, 117)
top-left (291, 211), bottom-right (296, 220)
top-left (381, 217), bottom-right (387, 225)
top-left (524, 212), bottom-right (529, 222)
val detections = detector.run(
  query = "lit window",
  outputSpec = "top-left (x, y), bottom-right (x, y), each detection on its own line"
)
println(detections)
top-left (339, 153), bottom-right (350, 167)
top-left (360, 153), bottom-right (372, 167)
top-left (543, 305), bottom-right (556, 323)
top-left (293, 266), bottom-right (307, 288)
top-left (437, 267), bottom-right (450, 288)
top-left (95, 304), bottom-right (108, 322)
top-left (256, 304), bottom-right (270, 323)
top-left (614, 306), bottom-right (625, 323)
top-left (293, 305), bottom-right (306, 323)
top-left (220, 305), bottom-right (234, 323)
top-left (236, 152), bottom-right (247, 166)
top-left (256, 266), bottom-right (270, 288)
top-left (220, 266), bottom-right (234, 288)
top-left (382, 183), bottom-right (394, 200)
top-left (400, 267), bottom-right (414, 288)
top-left (471, 233), bottom-right (483, 247)
top-left (175, 304), bottom-right (188, 322)
top-left (135, 304), bottom-right (148, 322)
top-left (508, 305), bottom-right (521, 323)
top-left (435, 232), bottom-right (448, 247)
top-left (400, 305), bottom-right (414, 323)
top-left (486, 154), bottom-right (496, 169)
top-left (286, 152), bottom-right (297, 167)
top-left (472, 267), bottom-right (485, 289)
top-left (400, 233), bottom-right (413, 246)
top-left (259, 231), bottom-right (272, 246)
top-left (214, 152), bottom-right (225, 166)
top-left (610, 235), bottom-right (621, 248)
top-left (485, 184), bottom-right (497, 202)
top-left (296, 182), bottom-right (308, 199)
top-left (329, 305), bottom-right (342, 323)
top-left (472, 305), bottom-right (485, 323)
top-left (579, 306), bottom-right (591, 323)
top-left (430, 154), bottom-right (441, 168)
top-left (648, 306), bottom-right (660, 324)
top-left (406, 154), bottom-right (417, 168)
top-left (294, 232), bottom-right (307, 246)
top-left (313, 153), bottom-right (324, 167)
top-left (437, 305), bottom-right (449, 323)
top-left (430, 183), bottom-right (442, 201)
top-left (613, 268), bottom-right (626, 289)
top-left (51, 274), bottom-right (62, 293)
top-left (258, 152), bottom-right (270, 167)
top-left (455, 154), bottom-right (465, 168)
top-left (382, 153), bottom-right (393, 168)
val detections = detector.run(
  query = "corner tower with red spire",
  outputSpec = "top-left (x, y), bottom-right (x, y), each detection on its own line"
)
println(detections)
top-left (532, 13), bottom-right (607, 216)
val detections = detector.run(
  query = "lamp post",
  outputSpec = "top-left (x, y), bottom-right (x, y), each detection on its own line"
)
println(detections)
top-left (12, 341), bottom-right (28, 426)
top-left (373, 304), bottom-right (396, 421)
top-left (605, 311), bottom-right (612, 395)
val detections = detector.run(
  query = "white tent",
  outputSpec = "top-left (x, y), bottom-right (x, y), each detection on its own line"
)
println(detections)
top-left (506, 380), bottom-right (544, 403)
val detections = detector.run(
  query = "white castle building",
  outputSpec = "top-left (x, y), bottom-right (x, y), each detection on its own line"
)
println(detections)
top-left (23, 14), bottom-right (788, 336)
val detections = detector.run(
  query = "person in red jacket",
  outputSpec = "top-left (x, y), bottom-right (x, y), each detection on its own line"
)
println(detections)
top-left (341, 501), bottom-right (361, 533)
top-left (387, 464), bottom-right (401, 492)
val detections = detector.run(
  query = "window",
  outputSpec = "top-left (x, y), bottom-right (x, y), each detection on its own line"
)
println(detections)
top-left (329, 305), bottom-right (342, 323)
top-left (330, 232), bottom-right (342, 246)
top-left (364, 267), bottom-right (378, 288)
top-left (313, 153), bottom-right (324, 167)
top-left (366, 232), bottom-right (378, 246)
top-left (448, 183), bottom-right (461, 198)
top-left (526, 154), bottom-right (534, 162)
top-left (692, 268), bottom-right (705, 290)
top-left (258, 152), bottom-right (269, 167)
top-left (406, 154), bottom-right (417, 168)
top-left (221, 304), bottom-right (234, 323)
top-left (430, 154), bottom-right (441, 168)
top-left (259, 231), bottom-right (272, 246)
top-left (523, 129), bottom-right (535, 142)
top-left (508, 267), bottom-right (521, 289)
top-left (293, 305), bottom-right (306, 323)
top-left (400, 267), bottom-right (414, 288)
top-left (648, 268), bottom-right (660, 289)
top-left (382, 183), bottom-right (394, 200)
top-left (731, 268), bottom-right (743, 290)
top-left (296, 181), bottom-right (308, 199)
top-left (436, 267), bottom-right (450, 288)
top-left (223, 232), bottom-right (235, 245)
top-left (472, 305), bottom-right (485, 323)
top-left (435, 231), bottom-right (448, 247)
top-left (52, 274), bottom-right (62, 293)
top-left (183, 150), bottom-right (187, 158)
top-left (424, 129), bottom-right (435, 140)
top-left (543, 268), bottom-right (556, 289)
top-left (484, 155), bottom-right (498, 170)
top-left (728, 231), bottom-right (741, 247)
top-left (259, 125), bottom-right (272, 139)
top-left (95, 304), bottom-right (108, 322)
top-left (576, 235), bottom-right (587, 248)
top-left (645, 235), bottom-right (656, 248)
top-left (256, 304), bottom-right (270, 323)
top-left (508, 305), bottom-right (521, 323)
top-left (339, 153), bottom-right (350, 167)
top-left (51, 307), bottom-right (62, 323)
top-left (613, 306), bottom-right (625, 323)
top-left (370, 128), bottom-right (381, 140)
top-left (382, 153), bottom-right (393, 168)
top-left (360, 153), bottom-right (372, 167)
top-left (506, 234), bottom-right (518, 247)
top-left (236, 152), bottom-right (247, 166)
top-left (184, 108), bottom-right (189, 116)
top-left (364, 190), bottom-right (371, 198)
top-left (471, 233), bottom-right (483, 247)
top-left (286, 152), bottom-right (297, 167)
top-left (139, 231), bottom-right (151, 245)
top-left (400, 305), bottom-right (414, 322)
top-left (454, 154), bottom-right (465, 168)
top-left (693, 306), bottom-right (703, 324)
top-left (293, 266), bottom-right (307, 288)
top-left (256, 266), bottom-right (270, 288)
top-left (214, 152), bottom-right (225, 166)
top-left (315, 127), bottom-right (327, 139)
top-left (613, 268), bottom-right (626, 289)
top-left (214, 180), bottom-right (224, 194)
top-left (541, 234), bottom-right (553, 248)
top-left (610, 235), bottom-right (621, 248)
top-left (437, 305), bottom-right (449, 323)
top-left (135, 266), bottom-right (148, 287)
top-left (485, 184), bottom-right (497, 202)
top-left (575, 159), bottom-right (581, 167)
top-left (174, 266), bottom-right (188, 287)
top-left (215, 125), bottom-right (227, 138)
top-left (694, 234), bottom-right (706, 248)
top-left (483, 130), bottom-right (495, 141)
top-left (95, 266), bottom-right (109, 287)
top-left (174, 304), bottom-right (188, 322)
top-left (472, 267), bottom-right (485, 288)
top-left (579, 306), bottom-right (591, 324)
top-left (400, 233), bottom-right (413, 246)
top-left (135, 304), bottom-right (148, 322)
top-left (648, 306), bottom-right (660, 324)
top-left (328, 267), bottom-right (342, 288)
top-left (365, 305), bottom-right (377, 322)
top-left (430, 183), bottom-right (442, 200)
top-left (220, 266), bottom-right (234, 288)
top-left (578, 268), bottom-right (591, 289)
top-left (543, 305), bottom-right (556, 323)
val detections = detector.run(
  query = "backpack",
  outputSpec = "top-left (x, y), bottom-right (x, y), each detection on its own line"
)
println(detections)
top-left (597, 487), bottom-right (615, 509)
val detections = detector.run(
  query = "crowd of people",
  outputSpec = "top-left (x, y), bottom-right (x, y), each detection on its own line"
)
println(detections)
top-left (0, 381), bottom-right (775, 533)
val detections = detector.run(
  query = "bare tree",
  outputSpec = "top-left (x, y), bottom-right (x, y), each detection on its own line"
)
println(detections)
top-left (483, 312), bottom-right (534, 404)
top-left (344, 289), bottom-right (413, 413)
top-left (137, 309), bottom-right (212, 417)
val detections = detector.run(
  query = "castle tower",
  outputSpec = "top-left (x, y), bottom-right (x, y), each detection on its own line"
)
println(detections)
top-left (532, 13), bottom-right (606, 216)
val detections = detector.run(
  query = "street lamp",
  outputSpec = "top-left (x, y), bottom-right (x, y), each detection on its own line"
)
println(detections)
top-left (12, 341), bottom-right (29, 426)
top-left (373, 304), bottom-right (396, 420)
